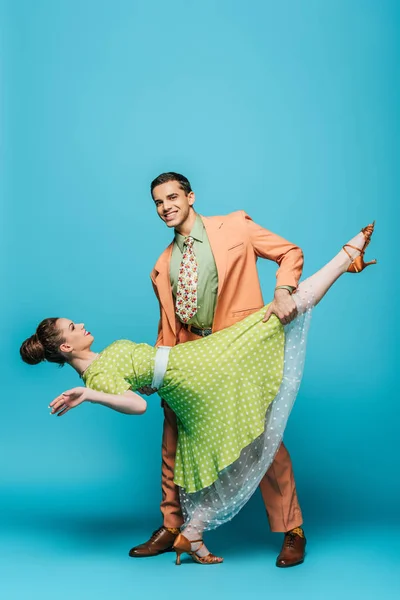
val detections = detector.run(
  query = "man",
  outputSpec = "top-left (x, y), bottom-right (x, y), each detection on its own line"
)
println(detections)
top-left (129, 172), bottom-right (306, 567)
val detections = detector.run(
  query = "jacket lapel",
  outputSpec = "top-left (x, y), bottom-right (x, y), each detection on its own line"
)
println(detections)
top-left (153, 242), bottom-right (176, 335)
top-left (201, 215), bottom-right (227, 296)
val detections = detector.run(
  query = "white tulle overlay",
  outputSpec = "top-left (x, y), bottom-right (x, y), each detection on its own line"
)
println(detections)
top-left (178, 291), bottom-right (313, 532)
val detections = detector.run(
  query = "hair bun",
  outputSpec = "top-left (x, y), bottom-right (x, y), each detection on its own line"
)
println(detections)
top-left (20, 334), bottom-right (46, 365)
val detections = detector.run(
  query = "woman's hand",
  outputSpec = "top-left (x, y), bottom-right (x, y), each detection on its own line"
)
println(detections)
top-left (49, 387), bottom-right (146, 416)
top-left (49, 387), bottom-right (89, 417)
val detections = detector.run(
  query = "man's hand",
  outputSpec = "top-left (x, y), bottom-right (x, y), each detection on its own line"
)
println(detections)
top-left (137, 386), bottom-right (158, 396)
top-left (263, 288), bottom-right (298, 325)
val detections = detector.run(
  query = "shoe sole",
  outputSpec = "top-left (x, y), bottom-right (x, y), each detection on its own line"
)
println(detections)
top-left (129, 547), bottom-right (175, 558)
top-left (276, 558), bottom-right (305, 568)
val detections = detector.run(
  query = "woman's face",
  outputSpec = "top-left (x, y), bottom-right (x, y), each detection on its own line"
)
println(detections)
top-left (56, 318), bottom-right (94, 355)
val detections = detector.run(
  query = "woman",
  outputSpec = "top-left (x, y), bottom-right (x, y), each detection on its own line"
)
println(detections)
top-left (20, 224), bottom-right (376, 565)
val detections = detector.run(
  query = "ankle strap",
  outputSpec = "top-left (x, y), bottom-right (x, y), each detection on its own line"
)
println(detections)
top-left (343, 243), bottom-right (363, 253)
top-left (343, 243), bottom-right (363, 263)
top-left (189, 539), bottom-right (205, 550)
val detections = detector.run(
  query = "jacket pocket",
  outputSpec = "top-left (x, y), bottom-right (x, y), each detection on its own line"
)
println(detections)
top-left (231, 306), bottom-right (263, 317)
top-left (228, 242), bottom-right (244, 251)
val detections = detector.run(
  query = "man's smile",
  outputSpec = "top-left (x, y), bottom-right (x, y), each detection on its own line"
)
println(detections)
top-left (164, 211), bottom-right (178, 222)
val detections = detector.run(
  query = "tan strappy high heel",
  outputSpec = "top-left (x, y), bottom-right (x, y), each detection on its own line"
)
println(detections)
top-left (343, 221), bottom-right (377, 273)
top-left (172, 533), bottom-right (223, 565)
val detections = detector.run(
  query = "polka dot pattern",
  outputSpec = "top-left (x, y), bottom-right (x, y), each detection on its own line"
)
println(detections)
top-left (82, 294), bottom-right (312, 533)
top-left (180, 291), bottom-right (312, 532)
top-left (83, 340), bottom-right (156, 395)
top-left (161, 306), bottom-right (285, 493)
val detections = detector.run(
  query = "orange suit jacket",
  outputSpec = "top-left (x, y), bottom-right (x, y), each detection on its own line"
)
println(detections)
top-left (150, 211), bottom-right (303, 347)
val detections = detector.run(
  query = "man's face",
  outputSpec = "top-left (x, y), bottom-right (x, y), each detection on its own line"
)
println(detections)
top-left (152, 181), bottom-right (195, 229)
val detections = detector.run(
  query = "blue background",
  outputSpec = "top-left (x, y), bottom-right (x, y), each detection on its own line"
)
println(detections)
top-left (1, 1), bottom-right (398, 598)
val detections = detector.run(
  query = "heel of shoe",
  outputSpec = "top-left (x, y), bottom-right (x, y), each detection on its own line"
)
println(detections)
top-left (347, 254), bottom-right (377, 273)
top-left (172, 533), bottom-right (191, 566)
top-left (175, 549), bottom-right (183, 566)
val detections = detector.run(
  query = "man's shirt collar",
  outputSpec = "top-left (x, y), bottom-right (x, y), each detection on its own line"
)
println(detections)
top-left (174, 214), bottom-right (204, 252)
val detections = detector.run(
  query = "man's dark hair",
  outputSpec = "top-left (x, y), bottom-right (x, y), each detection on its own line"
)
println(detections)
top-left (150, 172), bottom-right (192, 196)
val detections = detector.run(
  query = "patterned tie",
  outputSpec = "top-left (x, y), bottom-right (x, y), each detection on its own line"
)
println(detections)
top-left (175, 236), bottom-right (198, 323)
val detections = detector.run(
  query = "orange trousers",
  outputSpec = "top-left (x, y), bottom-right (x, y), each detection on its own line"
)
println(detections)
top-left (160, 401), bottom-right (303, 533)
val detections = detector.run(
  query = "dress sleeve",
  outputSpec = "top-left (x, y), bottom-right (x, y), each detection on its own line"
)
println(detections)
top-left (85, 370), bottom-right (132, 395)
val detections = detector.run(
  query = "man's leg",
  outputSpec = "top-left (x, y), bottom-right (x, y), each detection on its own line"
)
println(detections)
top-left (129, 402), bottom-right (182, 557)
top-left (160, 402), bottom-right (184, 529)
top-left (259, 443), bottom-right (306, 567)
top-left (259, 442), bottom-right (302, 532)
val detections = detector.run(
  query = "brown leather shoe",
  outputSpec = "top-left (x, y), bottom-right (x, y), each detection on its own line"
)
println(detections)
top-left (129, 526), bottom-right (179, 558)
top-left (276, 530), bottom-right (306, 568)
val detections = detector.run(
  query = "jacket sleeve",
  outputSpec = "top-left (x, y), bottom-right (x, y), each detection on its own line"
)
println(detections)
top-left (242, 212), bottom-right (304, 289)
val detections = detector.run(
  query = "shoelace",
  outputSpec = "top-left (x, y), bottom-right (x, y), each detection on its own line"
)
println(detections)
top-left (149, 527), bottom-right (165, 542)
top-left (284, 532), bottom-right (297, 548)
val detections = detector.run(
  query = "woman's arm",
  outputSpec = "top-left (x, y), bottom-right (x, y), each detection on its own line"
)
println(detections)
top-left (49, 387), bottom-right (147, 417)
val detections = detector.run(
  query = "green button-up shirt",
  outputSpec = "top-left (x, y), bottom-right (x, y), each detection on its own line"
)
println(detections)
top-left (170, 215), bottom-right (218, 329)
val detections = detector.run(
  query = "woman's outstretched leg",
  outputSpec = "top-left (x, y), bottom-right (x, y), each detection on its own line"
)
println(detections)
top-left (294, 223), bottom-right (376, 312)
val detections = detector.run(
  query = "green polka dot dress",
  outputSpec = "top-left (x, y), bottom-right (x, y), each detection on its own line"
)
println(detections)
top-left (83, 341), bottom-right (156, 396)
top-left (83, 306), bottom-right (285, 493)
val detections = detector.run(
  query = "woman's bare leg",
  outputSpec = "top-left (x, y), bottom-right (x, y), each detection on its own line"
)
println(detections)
top-left (294, 228), bottom-right (375, 312)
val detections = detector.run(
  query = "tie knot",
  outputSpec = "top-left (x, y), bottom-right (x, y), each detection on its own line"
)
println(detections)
top-left (184, 236), bottom-right (194, 248)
